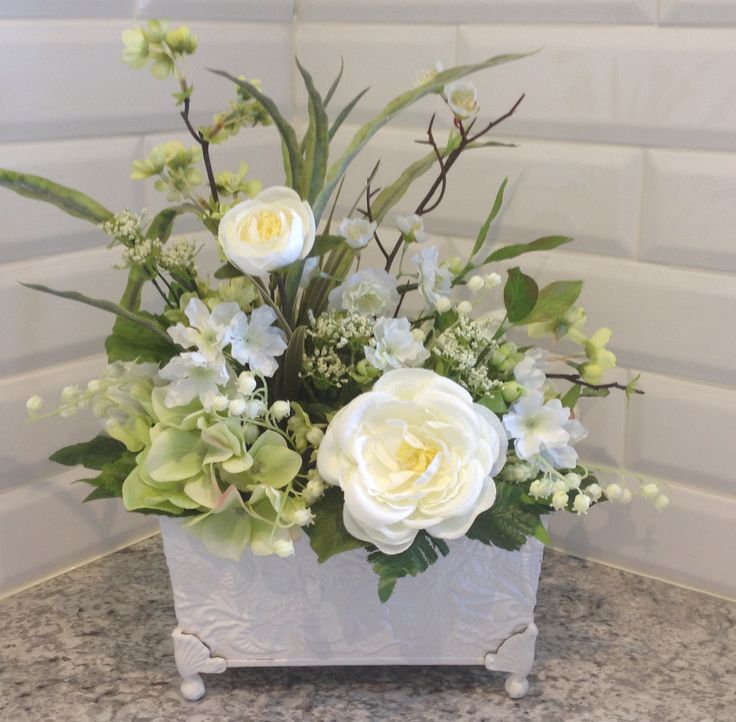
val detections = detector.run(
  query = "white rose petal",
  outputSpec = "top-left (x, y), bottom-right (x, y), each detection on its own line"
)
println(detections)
top-left (328, 268), bottom-right (400, 316)
top-left (316, 368), bottom-right (507, 555)
top-left (218, 186), bottom-right (316, 276)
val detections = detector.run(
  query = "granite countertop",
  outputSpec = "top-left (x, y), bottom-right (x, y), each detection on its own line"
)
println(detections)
top-left (1, 537), bottom-right (734, 722)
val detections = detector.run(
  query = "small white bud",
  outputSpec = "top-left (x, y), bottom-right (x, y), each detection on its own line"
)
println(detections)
top-left (244, 399), bottom-right (266, 418)
top-left (273, 539), bottom-right (295, 557)
top-left (243, 423), bottom-right (259, 444)
top-left (61, 385), bottom-right (81, 403)
top-left (604, 483), bottom-right (622, 500)
top-left (467, 275), bottom-right (485, 292)
top-left (619, 488), bottom-right (633, 504)
top-left (551, 480), bottom-right (567, 495)
top-left (292, 508), bottom-right (313, 526)
top-left (302, 477), bottom-right (326, 504)
top-left (529, 479), bottom-right (549, 499)
top-left (435, 296), bottom-right (452, 313)
top-left (584, 483), bottom-right (603, 501)
top-left (305, 427), bottom-right (324, 446)
top-left (228, 398), bottom-right (246, 416)
top-left (86, 380), bottom-right (102, 393)
top-left (551, 491), bottom-right (569, 511)
top-left (238, 372), bottom-right (257, 395)
top-left (564, 473), bottom-right (582, 491)
top-left (641, 483), bottom-right (659, 499)
top-left (457, 300), bottom-right (473, 316)
top-left (209, 395), bottom-right (229, 412)
top-left (26, 395), bottom-right (43, 412)
top-left (411, 328), bottom-right (426, 342)
top-left (485, 272), bottom-right (502, 289)
top-left (270, 400), bottom-right (291, 421)
top-left (572, 493), bottom-right (591, 515)
top-left (654, 494), bottom-right (670, 510)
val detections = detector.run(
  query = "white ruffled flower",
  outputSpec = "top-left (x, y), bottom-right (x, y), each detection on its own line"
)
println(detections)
top-left (218, 186), bottom-right (316, 276)
top-left (327, 268), bottom-right (399, 316)
top-left (160, 351), bottom-right (230, 408)
top-left (503, 392), bottom-right (587, 469)
top-left (316, 368), bottom-right (507, 555)
top-left (229, 306), bottom-right (288, 377)
top-left (513, 349), bottom-right (549, 394)
top-left (444, 80), bottom-right (479, 120)
top-left (364, 317), bottom-right (430, 371)
top-left (168, 297), bottom-right (241, 365)
top-left (413, 246), bottom-right (453, 310)
top-left (338, 217), bottom-right (376, 250)
top-left (396, 213), bottom-right (428, 243)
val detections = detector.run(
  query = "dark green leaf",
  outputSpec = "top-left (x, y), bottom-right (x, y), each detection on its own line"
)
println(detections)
top-left (281, 325), bottom-right (307, 399)
top-left (119, 266), bottom-right (148, 312)
top-left (296, 58), bottom-right (330, 204)
top-left (503, 267), bottom-right (538, 323)
top-left (145, 203), bottom-right (199, 241)
top-left (467, 482), bottom-right (549, 551)
top-left (580, 387), bottom-right (610, 398)
top-left (105, 313), bottom-right (179, 364)
top-left (478, 392), bottom-right (507, 414)
top-left (323, 57), bottom-right (344, 108)
top-left (471, 178), bottom-right (508, 257)
top-left (520, 280), bottom-right (583, 324)
top-left (50, 435), bottom-right (127, 470)
top-left (484, 235), bottom-right (573, 264)
top-left (305, 487), bottom-right (367, 563)
top-left (328, 87), bottom-right (370, 142)
top-left (211, 70), bottom-right (302, 191)
top-left (368, 532), bottom-right (450, 602)
top-left (560, 384), bottom-right (582, 410)
top-left (214, 262), bottom-right (243, 279)
top-left (0, 168), bottom-right (112, 224)
top-left (308, 234), bottom-right (345, 257)
top-left (533, 521), bottom-right (552, 545)
top-left (76, 452), bottom-right (138, 503)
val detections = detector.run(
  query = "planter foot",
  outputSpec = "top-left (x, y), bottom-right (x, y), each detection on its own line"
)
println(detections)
top-left (504, 674), bottom-right (529, 699)
top-left (171, 628), bottom-right (227, 701)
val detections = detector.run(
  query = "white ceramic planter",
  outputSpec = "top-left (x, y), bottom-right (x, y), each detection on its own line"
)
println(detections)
top-left (159, 516), bottom-right (544, 701)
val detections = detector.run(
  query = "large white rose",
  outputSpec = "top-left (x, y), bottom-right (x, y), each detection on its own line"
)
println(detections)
top-left (218, 186), bottom-right (316, 276)
top-left (316, 368), bottom-right (507, 554)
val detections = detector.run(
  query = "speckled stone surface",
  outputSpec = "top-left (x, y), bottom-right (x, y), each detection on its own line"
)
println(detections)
top-left (1, 537), bottom-right (734, 722)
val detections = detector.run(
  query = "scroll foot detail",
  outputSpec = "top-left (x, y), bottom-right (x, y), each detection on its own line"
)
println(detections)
top-left (171, 628), bottom-right (226, 701)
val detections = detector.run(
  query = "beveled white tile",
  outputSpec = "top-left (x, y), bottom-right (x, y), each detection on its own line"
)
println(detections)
top-left (0, 0), bottom-right (134, 18)
top-left (659, 0), bottom-right (736, 25)
top-left (0, 135), bottom-right (143, 263)
top-left (475, 250), bottom-right (736, 387)
top-left (549, 482), bottom-right (736, 601)
top-left (0, 355), bottom-right (107, 494)
top-left (296, 23), bottom-right (456, 129)
top-left (0, 21), bottom-right (292, 142)
top-left (0, 467), bottom-right (157, 597)
top-left (301, 0), bottom-right (657, 24)
top-left (459, 25), bottom-right (736, 151)
top-left (640, 148), bottom-right (736, 272)
top-left (626, 372), bottom-right (736, 497)
top-left (136, 0), bottom-right (294, 21)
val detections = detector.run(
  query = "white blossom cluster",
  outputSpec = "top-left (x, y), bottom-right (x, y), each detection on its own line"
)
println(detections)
top-left (159, 237), bottom-right (197, 272)
top-left (122, 237), bottom-right (162, 267)
top-left (100, 209), bottom-right (145, 247)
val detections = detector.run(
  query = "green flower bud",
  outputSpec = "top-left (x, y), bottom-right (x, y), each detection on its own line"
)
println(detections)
top-left (165, 26), bottom-right (197, 55)
top-left (501, 381), bottom-right (523, 402)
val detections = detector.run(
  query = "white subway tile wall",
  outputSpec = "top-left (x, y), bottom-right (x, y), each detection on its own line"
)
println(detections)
top-left (0, 2), bottom-right (733, 599)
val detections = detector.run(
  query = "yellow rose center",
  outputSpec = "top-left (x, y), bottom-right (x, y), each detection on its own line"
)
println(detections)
top-left (254, 210), bottom-right (282, 242)
top-left (397, 440), bottom-right (438, 474)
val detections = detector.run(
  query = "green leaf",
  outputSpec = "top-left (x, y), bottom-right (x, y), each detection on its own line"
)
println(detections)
top-left (484, 235), bottom-right (573, 264)
top-left (478, 392), bottom-right (508, 414)
top-left (560, 384), bottom-right (582, 410)
top-left (520, 280), bottom-right (583, 324)
top-left (77, 451), bottom-right (138, 503)
top-left (20, 282), bottom-right (173, 342)
top-left (368, 532), bottom-right (450, 602)
top-left (533, 521), bottom-right (552, 545)
top-left (211, 70), bottom-right (302, 191)
top-left (503, 267), bottom-right (538, 323)
top-left (467, 482), bottom-right (549, 551)
top-left (313, 52), bottom-right (532, 221)
top-left (105, 313), bottom-right (179, 364)
top-left (296, 58), bottom-right (330, 205)
top-left (328, 86), bottom-right (370, 142)
top-left (471, 178), bottom-right (508, 257)
top-left (145, 203), bottom-right (199, 241)
top-left (307, 233), bottom-right (345, 257)
top-left (50, 435), bottom-right (127, 470)
top-left (281, 325), bottom-right (307, 399)
top-left (305, 487), bottom-right (367, 563)
top-left (0, 168), bottom-right (112, 224)
top-left (625, 373), bottom-right (642, 403)
top-left (119, 266), bottom-right (148, 312)
top-left (323, 57), bottom-right (344, 108)
top-left (214, 262), bottom-right (243, 279)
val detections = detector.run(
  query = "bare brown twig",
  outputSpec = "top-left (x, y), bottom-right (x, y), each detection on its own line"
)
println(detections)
top-left (181, 96), bottom-right (220, 204)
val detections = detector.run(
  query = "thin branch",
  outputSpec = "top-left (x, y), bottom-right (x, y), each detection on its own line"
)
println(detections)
top-left (546, 373), bottom-right (644, 395)
top-left (249, 275), bottom-right (293, 336)
top-left (181, 96), bottom-right (220, 204)
top-left (364, 173), bottom-right (389, 261)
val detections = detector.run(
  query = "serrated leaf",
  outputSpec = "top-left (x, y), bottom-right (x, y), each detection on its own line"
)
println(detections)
top-left (305, 487), bottom-right (367, 563)
top-left (296, 58), bottom-right (330, 205)
top-left (471, 178), bottom-right (508, 257)
top-left (76, 452), bottom-right (138, 503)
top-left (484, 235), bottom-right (573, 264)
top-left (504, 267), bottom-right (538, 323)
top-left (467, 482), bottom-right (549, 551)
top-left (105, 313), bottom-right (179, 364)
top-left (0, 168), bottom-right (112, 224)
top-left (521, 280), bottom-right (583, 325)
top-left (211, 70), bottom-right (302, 191)
top-left (313, 51), bottom-right (533, 221)
top-left (368, 532), bottom-right (450, 602)
top-left (50, 435), bottom-right (127, 470)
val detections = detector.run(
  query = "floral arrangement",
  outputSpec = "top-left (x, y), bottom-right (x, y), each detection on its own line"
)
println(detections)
top-left (5, 22), bottom-right (668, 601)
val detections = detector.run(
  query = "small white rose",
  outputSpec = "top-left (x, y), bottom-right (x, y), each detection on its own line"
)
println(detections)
top-left (316, 368), bottom-right (507, 555)
top-left (218, 186), bottom-right (316, 276)
top-left (338, 217), bottom-right (376, 250)
top-left (327, 268), bottom-right (400, 316)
